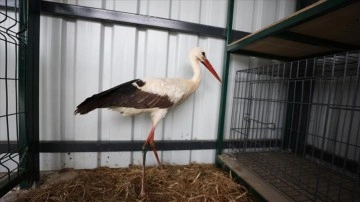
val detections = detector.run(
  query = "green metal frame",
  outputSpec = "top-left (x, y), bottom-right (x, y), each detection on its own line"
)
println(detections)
top-left (19, 0), bottom-right (40, 189)
top-left (215, 0), bottom-right (356, 160)
top-left (215, 0), bottom-right (234, 158)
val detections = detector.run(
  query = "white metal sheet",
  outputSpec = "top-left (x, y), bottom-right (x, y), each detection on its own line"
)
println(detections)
top-left (38, 0), bottom-right (296, 170)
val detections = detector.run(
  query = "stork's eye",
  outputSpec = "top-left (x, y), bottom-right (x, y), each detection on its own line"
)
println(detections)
top-left (202, 52), bottom-right (206, 58)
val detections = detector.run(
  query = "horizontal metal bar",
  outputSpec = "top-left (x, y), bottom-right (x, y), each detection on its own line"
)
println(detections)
top-left (1, 140), bottom-right (218, 153)
top-left (40, 1), bottom-right (249, 39)
top-left (2, 1), bottom-right (249, 39)
top-left (0, 140), bottom-right (281, 153)
top-left (0, 112), bottom-right (24, 118)
top-left (0, 0), bottom-right (17, 10)
top-left (0, 77), bottom-right (19, 80)
top-left (39, 140), bottom-right (219, 152)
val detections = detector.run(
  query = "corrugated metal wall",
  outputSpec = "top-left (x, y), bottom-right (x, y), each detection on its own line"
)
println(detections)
top-left (38, 0), bottom-right (296, 170)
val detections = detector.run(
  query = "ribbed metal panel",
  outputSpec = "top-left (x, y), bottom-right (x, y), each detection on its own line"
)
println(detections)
top-left (38, 0), bottom-right (295, 170)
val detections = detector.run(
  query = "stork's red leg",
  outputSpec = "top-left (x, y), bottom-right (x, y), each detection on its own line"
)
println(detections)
top-left (140, 126), bottom-right (162, 197)
top-left (145, 127), bottom-right (161, 166)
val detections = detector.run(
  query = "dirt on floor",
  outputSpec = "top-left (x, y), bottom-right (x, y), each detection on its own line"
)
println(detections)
top-left (4, 164), bottom-right (254, 202)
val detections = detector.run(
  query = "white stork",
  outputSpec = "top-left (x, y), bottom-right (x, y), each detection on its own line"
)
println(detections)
top-left (74, 47), bottom-right (221, 197)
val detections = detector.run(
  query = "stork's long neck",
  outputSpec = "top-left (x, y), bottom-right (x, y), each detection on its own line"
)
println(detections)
top-left (190, 57), bottom-right (201, 87)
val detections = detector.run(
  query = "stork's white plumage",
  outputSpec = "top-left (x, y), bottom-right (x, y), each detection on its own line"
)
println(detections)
top-left (74, 47), bottom-right (221, 197)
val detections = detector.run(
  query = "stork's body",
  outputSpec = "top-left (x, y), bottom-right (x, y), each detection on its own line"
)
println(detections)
top-left (74, 47), bottom-right (221, 197)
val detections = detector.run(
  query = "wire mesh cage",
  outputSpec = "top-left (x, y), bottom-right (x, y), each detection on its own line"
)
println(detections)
top-left (228, 50), bottom-right (360, 201)
top-left (0, 0), bottom-right (26, 193)
top-left (0, 0), bottom-right (39, 196)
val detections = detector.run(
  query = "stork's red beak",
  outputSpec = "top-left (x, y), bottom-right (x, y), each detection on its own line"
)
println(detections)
top-left (202, 59), bottom-right (222, 82)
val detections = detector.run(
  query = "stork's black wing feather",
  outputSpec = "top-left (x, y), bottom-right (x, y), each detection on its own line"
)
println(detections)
top-left (74, 79), bottom-right (173, 115)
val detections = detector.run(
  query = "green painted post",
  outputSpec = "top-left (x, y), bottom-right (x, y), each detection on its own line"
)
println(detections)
top-left (216, 0), bottom-right (235, 159)
top-left (18, 0), bottom-right (29, 187)
top-left (19, 0), bottom-right (40, 188)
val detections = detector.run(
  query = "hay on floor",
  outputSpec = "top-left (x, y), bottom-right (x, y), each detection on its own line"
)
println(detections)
top-left (13, 164), bottom-right (254, 202)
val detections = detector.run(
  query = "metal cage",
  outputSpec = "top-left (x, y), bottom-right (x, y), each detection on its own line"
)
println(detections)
top-left (228, 50), bottom-right (360, 201)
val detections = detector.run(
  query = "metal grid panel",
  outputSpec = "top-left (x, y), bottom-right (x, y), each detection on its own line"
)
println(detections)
top-left (237, 152), bottom-right (360, 201)
top-left (0, 0), bottom-right (29, 196)
top-left (228, 50), bottom-right (360, 201)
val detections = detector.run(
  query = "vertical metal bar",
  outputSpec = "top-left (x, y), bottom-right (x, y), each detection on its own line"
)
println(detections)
top-left (229, 71), bottom-right (238, 153)
top-left (19, 0), bottom-right (40, 187)
top-left (295, 62), bottom-right (304, 155)
top-left (254, 66), bottom-right (264, 151)
top-left (27, 0), bottom-right (40, 185)
top-left (284, 61), bottom-right (297, 152)
top-left (279, 63), bottom-right (287, 150)
top-left (343, 53), bottom-right (360, 170)
top-left (326, 55), bottom-right (341, 200)
top-left (274, 64), bottom-right (280, 148)
top-left (302, 58), bottom-right (316, 157)
top-left (313, 56), bottom-right (327, 201)
top-left (320, 54), bottom-right (337, 201)
top-left (268, 64), bottom-right (276, 150)
top-left (14, 0), bottom-right (20, 148)
top-left (236, 71), bottom-right (246, 153)
top-left (312, 57), bottom-right (325, 159)
top-left (230, 70), bottom-right (242, 154)
top-left (327, 53), bottom-right (349, 201)
top-left (0, 0), bottom-right (11, 183)
top-left (252, 66), bottom-right (262, 151)
top-left (237, 72), bottom-right (245, 153)
top-left (243, 67), bottom-right (253, 153)
top-left (236, 72), bottom-right (244, 153)
top-left (282, 62), bottom-right (292, 150)
top-left (4, 1), bottom-right (10, 152)
top-left (295, 59), bottom-right (314, 158)
top-left (264, 64), bottom-right (272, 150)
top-left (351, 51), bottom-right (360, 202)
top-left (18, 0), bottom-right (28, 184)
top-left (216, 0), bottom-right (234, 157)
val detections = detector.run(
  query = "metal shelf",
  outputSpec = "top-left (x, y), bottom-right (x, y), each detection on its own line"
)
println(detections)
top-left (227, 0), bottom-right (360, 60)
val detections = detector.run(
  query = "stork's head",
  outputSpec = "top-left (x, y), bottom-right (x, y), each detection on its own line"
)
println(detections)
top-left (190, 47), bottom-right (221, 82)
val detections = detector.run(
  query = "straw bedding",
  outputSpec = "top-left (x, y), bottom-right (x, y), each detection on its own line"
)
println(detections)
top-left (13, 164), bottom-right (254, 202)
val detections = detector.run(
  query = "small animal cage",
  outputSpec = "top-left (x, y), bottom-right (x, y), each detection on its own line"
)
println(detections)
top-left (227, 50), bottom-right (360, 201)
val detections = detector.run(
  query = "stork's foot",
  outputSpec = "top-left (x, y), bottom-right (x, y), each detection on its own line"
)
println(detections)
top-left (141, 143), bottom-right (148, 198)
top-left (139, 188), bottom-right (147, 198)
